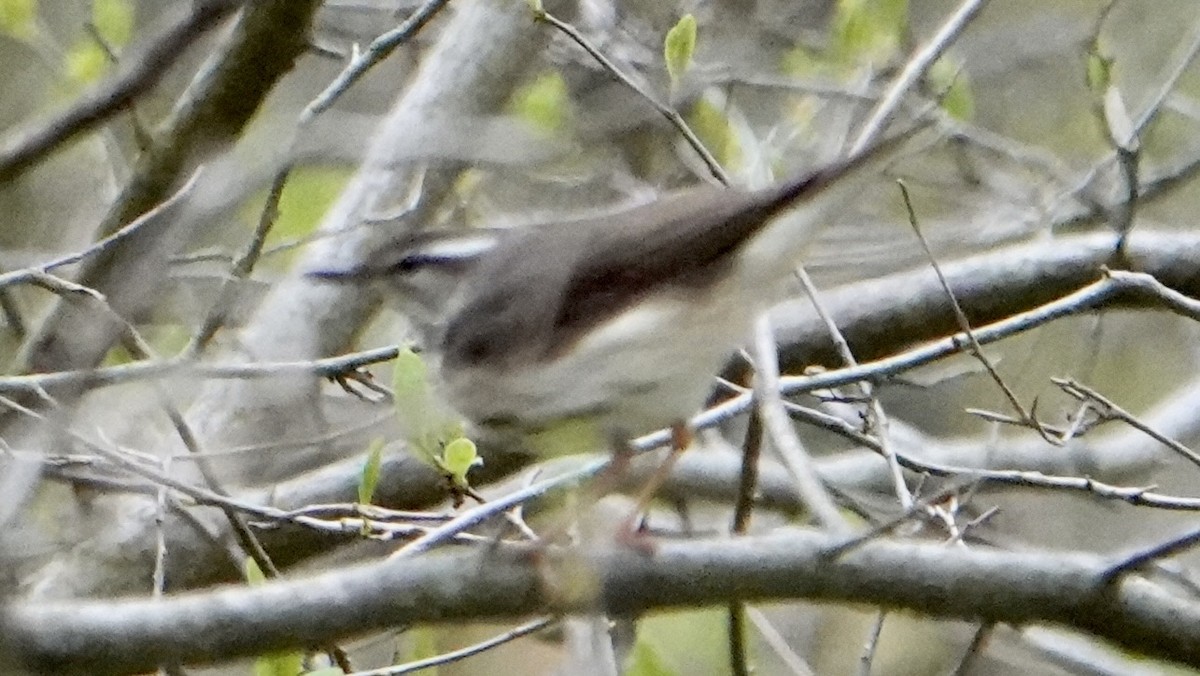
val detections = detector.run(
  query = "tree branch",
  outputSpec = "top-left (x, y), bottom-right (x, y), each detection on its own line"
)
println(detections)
top-left (6, 530), bottom-right (1198, 673)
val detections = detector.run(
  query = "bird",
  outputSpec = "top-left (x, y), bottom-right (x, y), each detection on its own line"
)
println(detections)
top-left (313, 127), bottom-right (922, 460)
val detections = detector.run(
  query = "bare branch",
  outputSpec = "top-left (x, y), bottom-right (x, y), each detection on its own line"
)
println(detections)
top-left (7, 530), bottom-right (1200, 673)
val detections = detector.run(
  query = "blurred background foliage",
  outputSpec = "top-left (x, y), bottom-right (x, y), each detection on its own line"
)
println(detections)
top-left (2, 0), bottom-right (1200, 674)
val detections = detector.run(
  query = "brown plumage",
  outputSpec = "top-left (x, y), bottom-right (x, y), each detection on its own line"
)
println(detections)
top-left (314, 128), bottom-right (922, 441)
top-left (442, 130), bottom-right (915, 371)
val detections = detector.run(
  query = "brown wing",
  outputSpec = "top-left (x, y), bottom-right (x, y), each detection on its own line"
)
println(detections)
top-left (443, 131), bottom-right (917, 368)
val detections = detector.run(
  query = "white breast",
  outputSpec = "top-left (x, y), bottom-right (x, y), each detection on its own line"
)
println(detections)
top-left (440, 278), bottom-right (761, 438)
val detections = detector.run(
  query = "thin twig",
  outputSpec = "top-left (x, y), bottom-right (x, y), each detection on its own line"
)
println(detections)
top-left (301, 0), bottom-right (453, 124)
top-left (851, 0), bottom-right (990, 152)
top-left (857, 612), bottom-right (887, 676)
top-left (745, 607), bottom-right (815, 676)
top-left (822, 480), bottom-right (980, 559)
top-left (82, 19), bottom-right (152, 150)
top-left (0, 169), bottom-right (204, 289)
top-left (187, 163), bottom-right (289, 354)
top-left (1102, 526), bottom-right (1200, 583)
top-left (1131, 14), bottom-right (1200, 137)
top-left (779, 396), bottom-right (1200, 513)
top-left (796, 267), bottom-right (913, 509)
top-left (345, 617), bottom-right (555, 676)
top-left (533, 9), bottom-right (729, 185)
top-left (731, 410), bottom-right (763, 534)
top-left (0, 394), bottom-right (451, 540)
top-left (1053, 377), bottom-right (1200, 471)
top-left (778, 270), bottom-right (1200, 397)
top-left (728, 602), bottom-right (750, 676)
top-left (752, 315), bottom-right (850, 532)
top-left (951, 623), bottom-right (995, 676)
top-left (896, 179), bottom-right (1059, 446)
top-left (1071, 8), bottom-right (1200, 213)
top-left (0, 345), bottom-right (400, 395)
top-left (152, 455), bottom-right (170, 599)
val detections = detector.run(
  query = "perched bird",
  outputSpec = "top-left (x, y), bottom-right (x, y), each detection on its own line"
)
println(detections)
top-left (314, 128), bottom-right (921, 458)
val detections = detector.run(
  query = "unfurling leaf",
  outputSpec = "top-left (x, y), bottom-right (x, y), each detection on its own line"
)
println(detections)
top-left (928, 57), bottom-right (974, 121)
top-left (664, 14), bottom-right (697, 85)
top-left (510, 71), bottom-right (569, 133)
top-left (436, 437), bottom-right (482, 489)
top-left (358, 437), bottom-right (384, 505)
top-left (0, 0), bottom-right (35, 40)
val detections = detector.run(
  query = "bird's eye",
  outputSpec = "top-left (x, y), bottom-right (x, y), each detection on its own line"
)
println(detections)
top-left (446, 332), bottom-right (493, 365)
top-left (464, 340), bottom-right (491, 362)
top-left (389, 256), bottom-right (420, 273)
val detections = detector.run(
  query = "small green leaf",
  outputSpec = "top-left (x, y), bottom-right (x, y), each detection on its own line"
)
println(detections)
top-left (779, 46), bottom-right (825, 78)
top-left (525, 0), bottom-right (543, 15)
top-left (399, 626), bottom-right (439, 675)
top-left (832, 0), bottom-right (907, 66)
top-left (254, 651), bottom-right (303, 676)
top-left (685, 97), bottom-right (741, 170)
top-left (436, 437), bottom-right (481, 489)
top-left (509, 71), bottom-right (569, 133)
top-left (392, 347), bottom-right (429, 395)
top-left (624, 638), bottom-right (677, 676)
top-left (663, 14), bottom-right (697, 85)
top-left (393, 347), bottom-right (437, 460)
top-left (92, 0), bottom-right (133, 47)
top-left (65, 42), bottom-right (109, 84)
top-left (358, 438), bottom-right (384, 505)
top-left (392, 347), bottom-right (469, 472)
top-left (0, 0), bottom-right (35, 40)
top-left (244, 557), bottom-right (266, 585)
top-left (1086, 50), bottom-right (1112, 93)
top-left (927, 56), bottom-right (974, 121)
